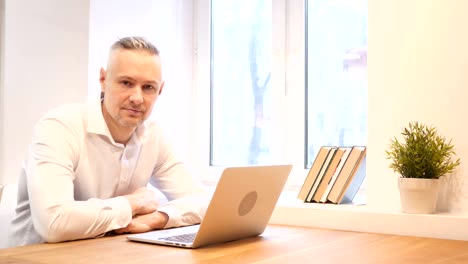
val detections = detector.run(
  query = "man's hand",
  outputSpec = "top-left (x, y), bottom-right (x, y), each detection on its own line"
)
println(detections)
top-left (115, 211), bottom-right (169, 234)
top-left (124, 187), bottom-right (159, 216)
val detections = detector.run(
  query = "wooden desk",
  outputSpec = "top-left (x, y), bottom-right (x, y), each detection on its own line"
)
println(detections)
top-left (1, 225), bottom-right (468, 263)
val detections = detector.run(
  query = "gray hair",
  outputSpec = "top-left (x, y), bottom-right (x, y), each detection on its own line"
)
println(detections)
top-left (110, 36), bottom-right (160, 55)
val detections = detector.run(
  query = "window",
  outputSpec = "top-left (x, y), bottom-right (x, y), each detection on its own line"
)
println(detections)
top-left (196, 0), bottom-right (367, 189)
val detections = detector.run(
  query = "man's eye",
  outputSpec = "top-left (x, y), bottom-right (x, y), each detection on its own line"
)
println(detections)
top-left (143, 85), bottom-right (157, 93)
top-left (121, 81), bottom-right (132, 86)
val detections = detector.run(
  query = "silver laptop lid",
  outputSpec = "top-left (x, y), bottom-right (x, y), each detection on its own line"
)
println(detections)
top-left (192, 164), bottom-right (292, 248)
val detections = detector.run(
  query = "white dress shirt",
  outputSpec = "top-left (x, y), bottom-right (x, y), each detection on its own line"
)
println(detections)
top-left (9, 101), bottom-right (207, 246)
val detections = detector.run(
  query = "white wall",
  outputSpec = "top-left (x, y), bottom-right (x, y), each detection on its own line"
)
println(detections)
top-left (0, 0), bottom-right (5, 186)
top-left (0, 0), bottom-right (89, 184)
top-left (367, 0), bottom-right (468, 213)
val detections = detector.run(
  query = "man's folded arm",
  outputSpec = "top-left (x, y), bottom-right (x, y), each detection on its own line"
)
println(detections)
top-left (33, 196), bottom-right (133, 243)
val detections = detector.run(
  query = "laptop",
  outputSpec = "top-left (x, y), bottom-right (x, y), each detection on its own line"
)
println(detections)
top-left (127, 164), bottom-right (292, 248)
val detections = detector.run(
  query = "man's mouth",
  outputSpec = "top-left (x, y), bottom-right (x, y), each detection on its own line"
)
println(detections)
top-left (123, 108), bottom-right (143, 114)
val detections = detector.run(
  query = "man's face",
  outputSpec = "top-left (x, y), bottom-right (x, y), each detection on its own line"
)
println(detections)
top-left (100, 49), bottom-right (164, 132)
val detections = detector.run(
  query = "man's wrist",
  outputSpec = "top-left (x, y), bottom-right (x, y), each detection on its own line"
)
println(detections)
top-left (151, 211), bottom-right (169, 229)
top-left (123, 194), bottom-right (139, 216)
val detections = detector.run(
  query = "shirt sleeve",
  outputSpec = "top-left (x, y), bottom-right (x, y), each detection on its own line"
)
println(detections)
top-left (27, 116), bottom-right (132, 243)
top-left (149, 129), bottom-right (210, 229)
top-left (154, 163), bottom-right (210, 229)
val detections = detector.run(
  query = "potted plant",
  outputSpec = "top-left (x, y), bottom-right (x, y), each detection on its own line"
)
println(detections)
top-left (385, 121), bottom-right (461, 214)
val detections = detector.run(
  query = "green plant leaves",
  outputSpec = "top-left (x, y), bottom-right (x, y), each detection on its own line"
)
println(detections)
top-left (385, 121), bottom-right (461, 179)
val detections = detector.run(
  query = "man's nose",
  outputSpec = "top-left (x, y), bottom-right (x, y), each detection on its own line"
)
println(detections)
top-left (129, 87), bottom-right (143, 104)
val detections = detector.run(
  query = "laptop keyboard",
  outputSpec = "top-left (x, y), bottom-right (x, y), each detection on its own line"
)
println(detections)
top-left (160, 232), bottom-right (197, 243)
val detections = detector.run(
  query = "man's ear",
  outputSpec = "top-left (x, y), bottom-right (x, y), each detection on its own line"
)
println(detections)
top-left (99, 68), bottom-right (106, 92)
top-left (158, 81), bottom-right (165, 95)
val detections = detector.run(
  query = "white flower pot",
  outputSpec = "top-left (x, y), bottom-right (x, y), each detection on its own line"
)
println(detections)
top-left (398, 178), bottom-right (441, 214)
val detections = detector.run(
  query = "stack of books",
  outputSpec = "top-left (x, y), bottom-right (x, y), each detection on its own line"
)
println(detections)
top-left (297, 146), bottom-right (367, 204)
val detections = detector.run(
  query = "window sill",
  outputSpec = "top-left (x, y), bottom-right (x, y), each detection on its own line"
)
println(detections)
top-left (270, 191), bottom-right (468, 241)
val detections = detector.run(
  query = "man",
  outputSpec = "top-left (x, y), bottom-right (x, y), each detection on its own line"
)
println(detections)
top-left (9, 37), bottom-right (207, 246)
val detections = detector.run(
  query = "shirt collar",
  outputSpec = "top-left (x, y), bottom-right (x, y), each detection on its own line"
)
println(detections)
top-left (87, 99), bottom-right (111, 137)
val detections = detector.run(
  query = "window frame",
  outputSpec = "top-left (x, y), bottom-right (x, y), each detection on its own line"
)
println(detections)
top-left (192, 0), bottom-right (309, 188)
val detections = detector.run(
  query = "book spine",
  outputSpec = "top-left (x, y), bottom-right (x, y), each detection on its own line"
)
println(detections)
top-left (305, 148), bottom-right (337, 202)
top-left (319, 147), bottom-right (352, 203)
